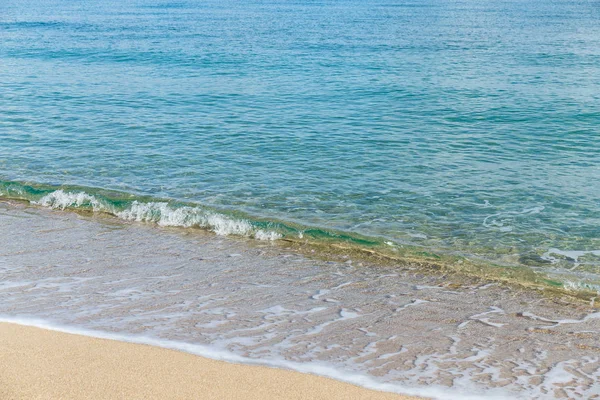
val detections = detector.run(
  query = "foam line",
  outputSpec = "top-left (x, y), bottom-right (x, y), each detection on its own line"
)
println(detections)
top-left (0, 316), bottom-right (509, 400)
top-left (32, 190), bottom-right (282, 240)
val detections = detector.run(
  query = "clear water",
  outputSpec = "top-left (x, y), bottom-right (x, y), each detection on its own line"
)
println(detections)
top-left (2, 202), bottom-right (600, 399)
top-left (2, 0), bottom-right (600, 282)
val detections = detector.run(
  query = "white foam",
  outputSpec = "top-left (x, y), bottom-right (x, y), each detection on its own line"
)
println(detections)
top-left (304, 308), bottom-right (361, 336)
top-left (117, 202), bottom-right (281, 239)
top-left (254, 229), bottom-right (282, 241)
top-left (541, 248), bottom-right (600, 268)
top-left (33, 191), bottom-right (282, 240)
top-left (378, 347), bottom-right (408, 360)
top-left (521, 310), bottom-right (600, 327)
top-left (467, 306), bottom-right (506, 328)
top-left (340, 309), bottom-right (360, 319)
top-left (0, 316), bottom-right (500, 400)
top-left (34, 190), bottom-right (108, 212)
top-left (117, 201), bottom-right (250, 235)
top-left (475, 318), bottom-right (505, 328)
top-left (525, 360), bottom-right (597, 399)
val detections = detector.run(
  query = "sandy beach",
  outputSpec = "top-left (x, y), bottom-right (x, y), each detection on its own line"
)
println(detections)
top-left (0, 322), bottom-right (423, 400)
top-left (2, 201), bottom-right (599, 398)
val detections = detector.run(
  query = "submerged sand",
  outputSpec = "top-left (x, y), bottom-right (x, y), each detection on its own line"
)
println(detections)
top-left (2, 200), bottom-right (600, 398)
top-left (0, 322), bottom-right (422, 400)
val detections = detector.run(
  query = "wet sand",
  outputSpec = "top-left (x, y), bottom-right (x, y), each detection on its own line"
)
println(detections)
top-left (1, 200), bottom-right (599, 399)
top-left (0, 322), bottom-right (421, 400)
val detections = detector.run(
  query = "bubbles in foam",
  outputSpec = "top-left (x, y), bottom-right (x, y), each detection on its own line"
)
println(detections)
top-left (33, 191), bottom-right (281, 240)
top-left (254, 229), bottom-right (282, 241)
top-left (34, 189), bottom-right (108, 212)
top-left (117, 201), bottom-right (198, 228)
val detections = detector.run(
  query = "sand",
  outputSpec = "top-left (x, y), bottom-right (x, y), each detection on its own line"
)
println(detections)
top-left (0, 323), bottom-right (424, 400)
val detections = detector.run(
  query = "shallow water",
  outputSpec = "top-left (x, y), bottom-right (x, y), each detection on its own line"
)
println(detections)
top-left (2, 202), bottom-right (600, 399)
top-left (1, 0), bottom-right (600, 287)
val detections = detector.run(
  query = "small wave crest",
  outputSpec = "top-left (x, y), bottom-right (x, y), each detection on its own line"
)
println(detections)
top-left (3, 182), bottom-right (599, 299)
top-left (34, 189), bottom-right (110, 212)
top-left (33, 190), bottom-right (281, 241)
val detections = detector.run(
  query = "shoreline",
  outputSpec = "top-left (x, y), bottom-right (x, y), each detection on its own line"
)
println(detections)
top-left (0, 188), bottom-right (595, 303)
top-left (0, 322), bottom-right (425, 400)
top-left (1, 200), bottom-right (598, 399)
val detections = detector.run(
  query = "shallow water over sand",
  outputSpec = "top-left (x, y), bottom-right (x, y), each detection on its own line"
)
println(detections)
top-left (1, 201), bottom-right (599, 399)
top-left (2, 0), bottom-right (600, 281)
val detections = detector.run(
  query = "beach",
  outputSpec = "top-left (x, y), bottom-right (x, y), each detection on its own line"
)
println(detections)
top-left (2, 0), bottom-right (600, 398)
top-left (1, 200), bottom-right (599, 399)
top-left (0, 322), bottom-right (424, 400)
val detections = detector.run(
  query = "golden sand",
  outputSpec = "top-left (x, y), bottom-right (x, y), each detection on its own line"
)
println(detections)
top-left (0, 323), bottom-right (425, 400)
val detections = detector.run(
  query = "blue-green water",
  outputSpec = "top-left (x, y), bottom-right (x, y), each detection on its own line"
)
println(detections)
top-left (2, 0), bottom-right (600, 287)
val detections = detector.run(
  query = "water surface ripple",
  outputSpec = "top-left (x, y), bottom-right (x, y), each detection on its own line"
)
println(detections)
top-left (1, 0), bottom-right (600, 282)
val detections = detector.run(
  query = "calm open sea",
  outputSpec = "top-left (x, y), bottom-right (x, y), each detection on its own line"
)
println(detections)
top-left (2, 0), bottom-right (600, 289)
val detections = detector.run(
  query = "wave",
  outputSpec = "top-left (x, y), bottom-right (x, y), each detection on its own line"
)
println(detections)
top-left (31, 189), bottom-right (282, 241)
top-left (1, 179), bottom-right (599, 299)
top-left (117, 200), bottom-right (282, 240)
top-left (35, 189), bottom-right (109, 212)
top-left (0, 180), bottom-right (381, 246)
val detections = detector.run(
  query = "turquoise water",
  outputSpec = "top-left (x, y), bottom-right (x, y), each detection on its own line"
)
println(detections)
top-left (1, 0), bottom-right (600, 284)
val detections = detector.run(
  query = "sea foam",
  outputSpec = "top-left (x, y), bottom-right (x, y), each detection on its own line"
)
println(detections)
top-left (34, 189), bottom-right (109, 212)
top-left (33, 190), bottom-right (281, 240)
top-left (0, 316), bottom-right (501, 400)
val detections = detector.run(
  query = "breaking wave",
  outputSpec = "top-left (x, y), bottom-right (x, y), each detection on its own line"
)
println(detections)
top-left (30, 189), bottom-right (282, 241)
top-left (34, 189), bottom-right (110, 212)
top-left (2, 179), bottom-right (600, 298)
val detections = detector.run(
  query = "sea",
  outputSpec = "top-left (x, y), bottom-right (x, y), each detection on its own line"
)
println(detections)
top-left (1, 0), bottom-right (600, 398)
